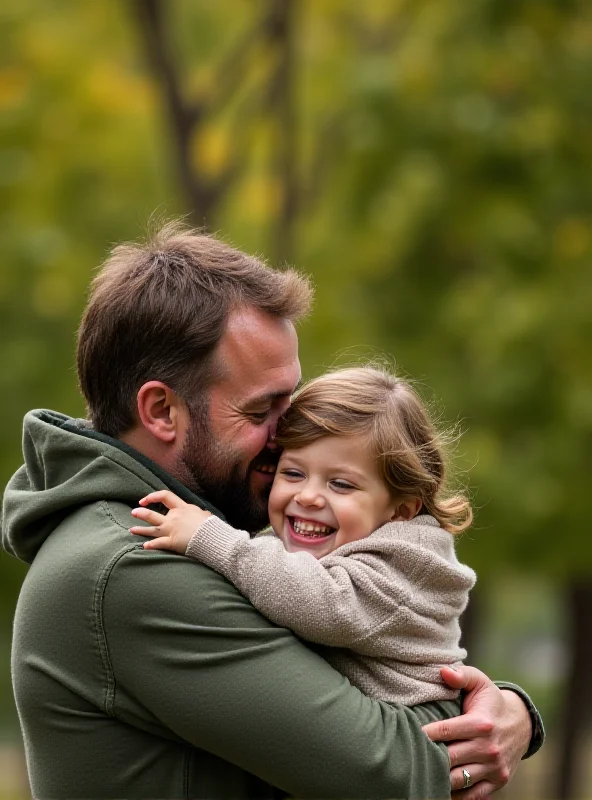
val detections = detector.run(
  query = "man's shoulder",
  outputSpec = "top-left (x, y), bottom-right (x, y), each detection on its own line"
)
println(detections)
top-left (104, 540), bottom-right (276, 630)
top-left (26, 498), bottom-right (211, 600)
top-left (25, 497), bottom-right (283, 647)
top-left (63, 498), bottom-right (235, 596)
top-left (36, 498), bottom-right (141, 564)
top-left (100, 506), bottom-right (282, 634)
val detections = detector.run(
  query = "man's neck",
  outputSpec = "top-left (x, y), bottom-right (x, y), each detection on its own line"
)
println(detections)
top-left (119, 427), bottom-right (177, 478)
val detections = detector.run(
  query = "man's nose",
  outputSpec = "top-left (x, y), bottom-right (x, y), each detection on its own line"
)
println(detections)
top-left (267, 422), bottom-right (279, 451)
top-left (267, 398), bottom-right (291, 452)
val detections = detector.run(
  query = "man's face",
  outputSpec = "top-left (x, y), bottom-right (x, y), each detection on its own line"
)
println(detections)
top-left (179, 306), bottom-right (301, 532)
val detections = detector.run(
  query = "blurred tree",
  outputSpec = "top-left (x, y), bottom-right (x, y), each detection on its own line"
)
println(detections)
top-left (131, 0), bottom-right (298, 264)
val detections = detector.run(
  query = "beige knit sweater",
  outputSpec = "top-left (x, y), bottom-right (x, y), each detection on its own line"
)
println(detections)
top-left (186, 514), bottom-right (476, 705)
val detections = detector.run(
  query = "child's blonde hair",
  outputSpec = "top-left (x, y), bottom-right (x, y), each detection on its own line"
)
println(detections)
top-left (275, 366), bottom-right (472, 534)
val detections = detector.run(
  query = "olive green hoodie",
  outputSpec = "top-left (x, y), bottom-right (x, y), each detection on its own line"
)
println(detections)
top-left (2, 410), bottom-right (541, 799)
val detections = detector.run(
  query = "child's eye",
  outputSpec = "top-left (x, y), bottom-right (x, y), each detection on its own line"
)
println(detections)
top-left (330, 480), bottom-right (356, 491)
top-left (280, 468), bottom-right (304, 480)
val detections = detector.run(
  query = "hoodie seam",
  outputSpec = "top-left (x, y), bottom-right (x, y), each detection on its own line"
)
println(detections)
top-left (101, 499), bottom-right (133, 532)
top-left (94, 502), bottom-right (144, 717)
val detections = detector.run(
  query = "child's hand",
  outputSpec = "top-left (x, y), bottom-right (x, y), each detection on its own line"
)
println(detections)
top-left (129, 490), bottom-right (212, 554)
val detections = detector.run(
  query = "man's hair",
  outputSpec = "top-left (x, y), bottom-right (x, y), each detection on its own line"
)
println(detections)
top-left (77, 222), bottom-right (313, 436)
top-left (275, 366), bottom-right (472, 534)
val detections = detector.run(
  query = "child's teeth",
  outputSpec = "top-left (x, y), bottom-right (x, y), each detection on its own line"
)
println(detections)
top-left (293, 519), bottom-right (333, 536)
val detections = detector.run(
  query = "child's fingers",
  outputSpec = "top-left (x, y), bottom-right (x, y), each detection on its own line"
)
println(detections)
top-left (139, 490), bottom-right (187, 510)
top-left (142, 537), bottom-right (179, 552)
top-left (131, 507), bottom-right (166, 526)
top-left (129, 525), bottom-right (162, 538)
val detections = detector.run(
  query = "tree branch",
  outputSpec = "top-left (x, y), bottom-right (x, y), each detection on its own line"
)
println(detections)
top-left (205, 4), bottom-right (280, 117)
top-left (266, 0), bottom-right (298, 265)
top-left (131, 0), bottom-right (284, 227)
top-left (131, 0), bottom-right (212, 223)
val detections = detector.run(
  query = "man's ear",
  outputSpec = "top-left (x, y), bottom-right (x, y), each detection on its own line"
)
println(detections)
top-left (136, 381), bottom-right (184, 444)
top-left (390, 497), bottom-right (422, 522)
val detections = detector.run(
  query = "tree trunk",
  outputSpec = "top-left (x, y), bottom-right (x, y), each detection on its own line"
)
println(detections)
top-left (132, 0), bottom-right (212, 225)
top-left (556, 579), bottom-right (592, 799)
top-left (267, 0), bottom-right (297, 266)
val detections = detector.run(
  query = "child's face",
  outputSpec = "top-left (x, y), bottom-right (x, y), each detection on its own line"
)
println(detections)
top-left (268, 434), bottom-right (400, 559)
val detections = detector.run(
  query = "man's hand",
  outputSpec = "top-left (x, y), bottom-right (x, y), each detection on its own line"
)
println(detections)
top-left (130, 490), bottom-right (212, 554)
top-left (423, 665), bottom-right (532, 799)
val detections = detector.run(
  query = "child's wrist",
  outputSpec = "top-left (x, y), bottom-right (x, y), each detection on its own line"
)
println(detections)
top-left (184, 513), bottom-right (213, 553)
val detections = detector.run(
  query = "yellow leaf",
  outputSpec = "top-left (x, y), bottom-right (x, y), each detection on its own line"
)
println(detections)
top-left (554, 218), bottom-right (590, 259)
top-left (86, 62), bottom-right (154, 114)
top-left (191, 124), bottom-right (231, 178)
top-left (236, 174), bottom-right (282, 223)
top-left (0, 68), bottom-right (30, 109)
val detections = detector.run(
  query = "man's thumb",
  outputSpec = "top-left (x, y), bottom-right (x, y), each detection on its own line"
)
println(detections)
top-left (440, 665), bottom-right (465, 688)
top-left (441, 664), bottom-right (490, 693)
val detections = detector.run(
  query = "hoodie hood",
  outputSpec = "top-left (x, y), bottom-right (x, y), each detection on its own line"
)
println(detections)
top-left (2, 409), bottom-right (222, 564)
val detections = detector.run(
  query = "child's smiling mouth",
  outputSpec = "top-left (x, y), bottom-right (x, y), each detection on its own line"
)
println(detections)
top-left (288, 516), bottom-right (336, 542)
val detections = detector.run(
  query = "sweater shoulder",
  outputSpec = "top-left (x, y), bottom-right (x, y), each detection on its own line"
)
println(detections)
top-left (320, 517), bottom-right (450, 562)
top-left (320, 517), bottom-right (476, 595)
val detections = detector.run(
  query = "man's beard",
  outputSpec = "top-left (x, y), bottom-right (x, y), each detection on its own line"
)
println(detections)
top-left (177, 408), bottom-right (276, 533)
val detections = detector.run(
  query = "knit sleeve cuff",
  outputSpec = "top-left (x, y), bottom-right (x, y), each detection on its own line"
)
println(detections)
top-left (494, 681), bottom-right (546, 759)
top-left (185, 515), bottom-right (250, 576)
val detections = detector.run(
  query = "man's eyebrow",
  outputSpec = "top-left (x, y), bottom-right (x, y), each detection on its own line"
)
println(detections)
top-left (246, 379), bottom-right (302, 406)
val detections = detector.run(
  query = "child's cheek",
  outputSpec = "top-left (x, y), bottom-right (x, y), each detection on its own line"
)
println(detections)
top-left (267, 482), bottom-right (284, 533)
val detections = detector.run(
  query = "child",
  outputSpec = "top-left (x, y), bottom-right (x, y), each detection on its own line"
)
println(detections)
top-left (130, 366), bottom-right (476, 706)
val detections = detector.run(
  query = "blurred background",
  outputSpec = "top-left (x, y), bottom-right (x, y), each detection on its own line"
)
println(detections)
top-left (0, 1), bottom-right (591, 797)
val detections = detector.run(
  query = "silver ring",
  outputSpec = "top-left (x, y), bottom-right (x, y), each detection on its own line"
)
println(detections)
top-left (462, 768), bottom-right (472, 789)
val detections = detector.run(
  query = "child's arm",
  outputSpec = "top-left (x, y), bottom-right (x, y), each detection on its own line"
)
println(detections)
top-left (130, 490), bottom-right (388, 648)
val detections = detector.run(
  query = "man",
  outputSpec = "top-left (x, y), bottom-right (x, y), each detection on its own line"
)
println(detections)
top-left (2, 223), bottom-right (543, 798)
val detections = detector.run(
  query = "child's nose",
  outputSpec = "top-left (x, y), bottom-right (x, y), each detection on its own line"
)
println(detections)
top-left (295, 486), bottom-right (325, 508)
